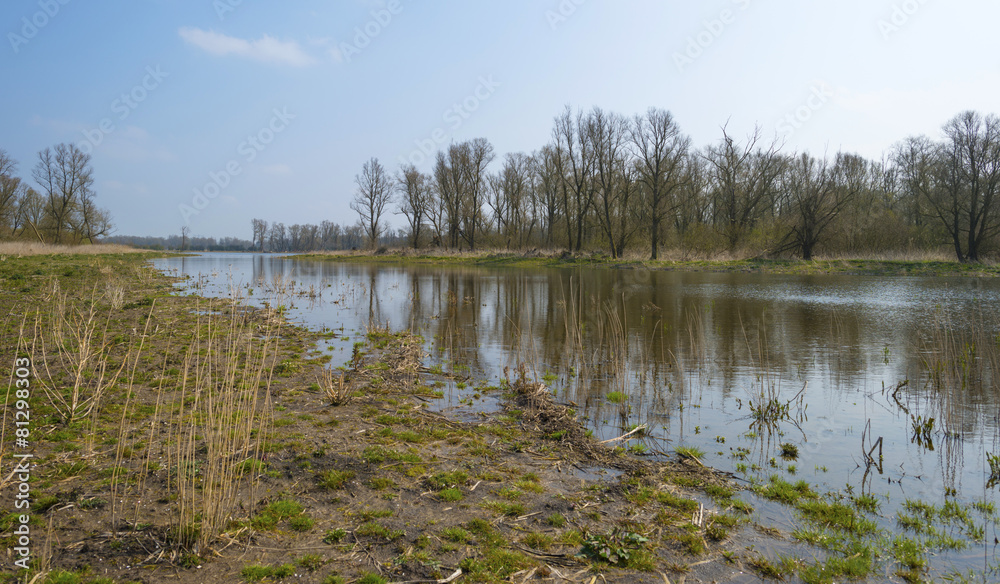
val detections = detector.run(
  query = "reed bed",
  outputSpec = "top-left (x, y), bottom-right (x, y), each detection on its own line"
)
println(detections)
top-left (0, 242), bottom-right (143, 256)
top-left (27, 275), bottom-right (282, 553)
top-left (916, 307), bottom-right (1000, 439)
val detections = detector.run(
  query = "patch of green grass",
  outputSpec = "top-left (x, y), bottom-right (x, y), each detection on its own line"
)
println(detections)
top-left (656, 490), bottom-right (699, 513)
top-left (747, 555), bottom-right (796, 580)
top-left (514, 479), bottom-right (544, 493)
top-left (289, 514), bottom-right (315, 532)
top-left (674, 531), bottom-right (706, 555)
top-left (356, 573), bottom-right (387, 584)
top-left (252, 499), bottom-right (306, 531)
top-left (323, 528), bottom-right (347, 544)
top-left (852, 494), bottom-right (881, 514)
top-left (547, 513), bottom-right (566, 528)
top-left (356, 508), bottom-right (393, 520)
top-left (438, 487), bottom-right (463, 502)
top-left (754, 475), bottom-right (818, 505)
top-left (892, 536), bottom-right (928, 572)
top-left (522, 532), bottom-right (555, 550)
top-left (674, 445), bottom-right (705, 460)
top-left (368, 477), bottom-right (396, 490)
top-left (779, 442), bottom-right (799, 460)
top-left (296, 553), bottom-right (325, 572)
top-left (798, 500), bottom-right (877, 535)
top-left (606, 391), bottom-right (627, 404)
top-left (704, 484), bottom-right (735, 500)
top-left (799, 538), bottom-right (874, 583)
top-left (363, 445), bottom-right (422, 464)
top-left (240, 563), bottom-right (295, 581)
top-left (459, 548), bottom-right (535, 581)
top-left (481, 500), bottom-right (527, 517)
top-left (427, 470), bottom-right (468, 489)
top-left (355, 521), bottom-right (404, 541)
top-left (442, 526), bottom-right (472, 543)
top-left (42, 572), bottom-right (81, 584)
top-left (318, 469), bottom-right (356, 490)
top-left (497, 487), bottom-right (522, 501)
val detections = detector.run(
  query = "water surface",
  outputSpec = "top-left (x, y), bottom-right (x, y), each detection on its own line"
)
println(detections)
top-left (155, 253), bottom-right (1000, 578)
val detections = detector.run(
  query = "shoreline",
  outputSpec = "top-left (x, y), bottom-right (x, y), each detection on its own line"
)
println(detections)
top-left (294, 250), bottom-right (1000, 278)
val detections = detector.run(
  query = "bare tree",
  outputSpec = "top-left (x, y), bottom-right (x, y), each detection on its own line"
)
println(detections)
top-left (631, 108), bottom-right (691, 259)
top-left (488, 152), bottom-right (535, 248)
top-left (535, 145), bottom-right (564, 247)
top-left (458, 138), bottom-right (495, 251)
top-left (180, 226), bottom-right (190, 250)
top-left (703, 125), bottom-right (784, 249)
top-left (783, 153), bottom-right (866, 260)
top-left (895, 112), bottom-right (1000, 261)
top-left (76, 192), bottom-right (113, 242)
top-left (15, 188), bottom-right (46, 241)
top-left (32, 143), bottom-right (95, 244)
top-left (397, 164), bottom-right (432, 249)
top-left (590, 108), bottom-right (636, 258)
top-left (251, 218), bottom-right (269, 252)
top-left (268, 222), bottom-right (287, 252)
top-left (0, 150), bottom-right (25, 236)
top-left (553, 106), bottom-right (596, 251)
top-left (433, 148), bottom-right (462, 248)
top-left (351, 157), bottom-right (393, 249)
top-left (940, 111), bottom-right (1000, 261)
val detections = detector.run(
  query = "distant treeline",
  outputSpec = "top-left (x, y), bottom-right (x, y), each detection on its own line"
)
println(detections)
top-left (347, 107), bottom-right (1000, 262)
top-left (104, 234), bottom-right (254, 251)
top-left (110, 222), bottom-right (409, 252)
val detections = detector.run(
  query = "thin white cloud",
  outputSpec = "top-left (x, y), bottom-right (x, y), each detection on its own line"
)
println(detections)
top-left (179, 27), bottom-right (316, 67)
top-left (307, 35), bottom-right (344, 64)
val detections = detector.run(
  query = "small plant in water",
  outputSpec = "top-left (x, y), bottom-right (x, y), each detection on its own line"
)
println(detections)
top-left (780, 442), bottom-right (799, 460)
top-left (581, 528), bottom-right (649, 566)
top-left (606, 391), bottom-right (627, 404)
top-left (675, 446), bottom-right (705, 460)
top-left (910, 415), bottom-right (935, 449)
top-left (988, 452), bottom-right (1000, 488)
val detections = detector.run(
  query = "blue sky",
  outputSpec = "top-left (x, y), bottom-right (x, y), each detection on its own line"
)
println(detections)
top-left (2, 0), bottom-right (998, 239)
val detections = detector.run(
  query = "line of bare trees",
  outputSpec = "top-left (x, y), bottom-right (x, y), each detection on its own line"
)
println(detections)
top-left (249, 217), bottom-right (406, 253)
top-left (349, 107), bottom-right (1000, 262)
top-left (0, 143), bottom-right (113, 244)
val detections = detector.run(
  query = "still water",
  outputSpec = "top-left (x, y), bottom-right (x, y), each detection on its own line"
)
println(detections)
top-left (155, 253), bottom-right (1000, 577)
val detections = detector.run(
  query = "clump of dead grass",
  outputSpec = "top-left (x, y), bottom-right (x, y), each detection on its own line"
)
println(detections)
top-left (319, 367), bottom-right (352, 406)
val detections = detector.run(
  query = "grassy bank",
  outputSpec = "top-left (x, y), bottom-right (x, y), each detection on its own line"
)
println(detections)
top-left (0, 253), bottom-right (759, 584)
top-left (296, 250), bottom-right (1000, 278)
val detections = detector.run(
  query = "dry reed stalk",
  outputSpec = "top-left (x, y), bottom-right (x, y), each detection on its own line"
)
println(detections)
top-left (319, 367), bottom-right (352, 405)
top-left (31, 288), bottom-right (128, 428)
top-left (165, 292), bottom-right (278, 551)
top-left (108, 301), bottom-right (157, 532)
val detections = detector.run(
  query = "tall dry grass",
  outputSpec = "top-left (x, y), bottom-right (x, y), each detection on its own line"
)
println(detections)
top-left (0, 242), bottom-right (143, 256)
top-left (162, 292), bottom-right (278, 551)
top-left (31, 286), bottom-right (131, 428)
top-left (27, 270), bottom-right (281, 553)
